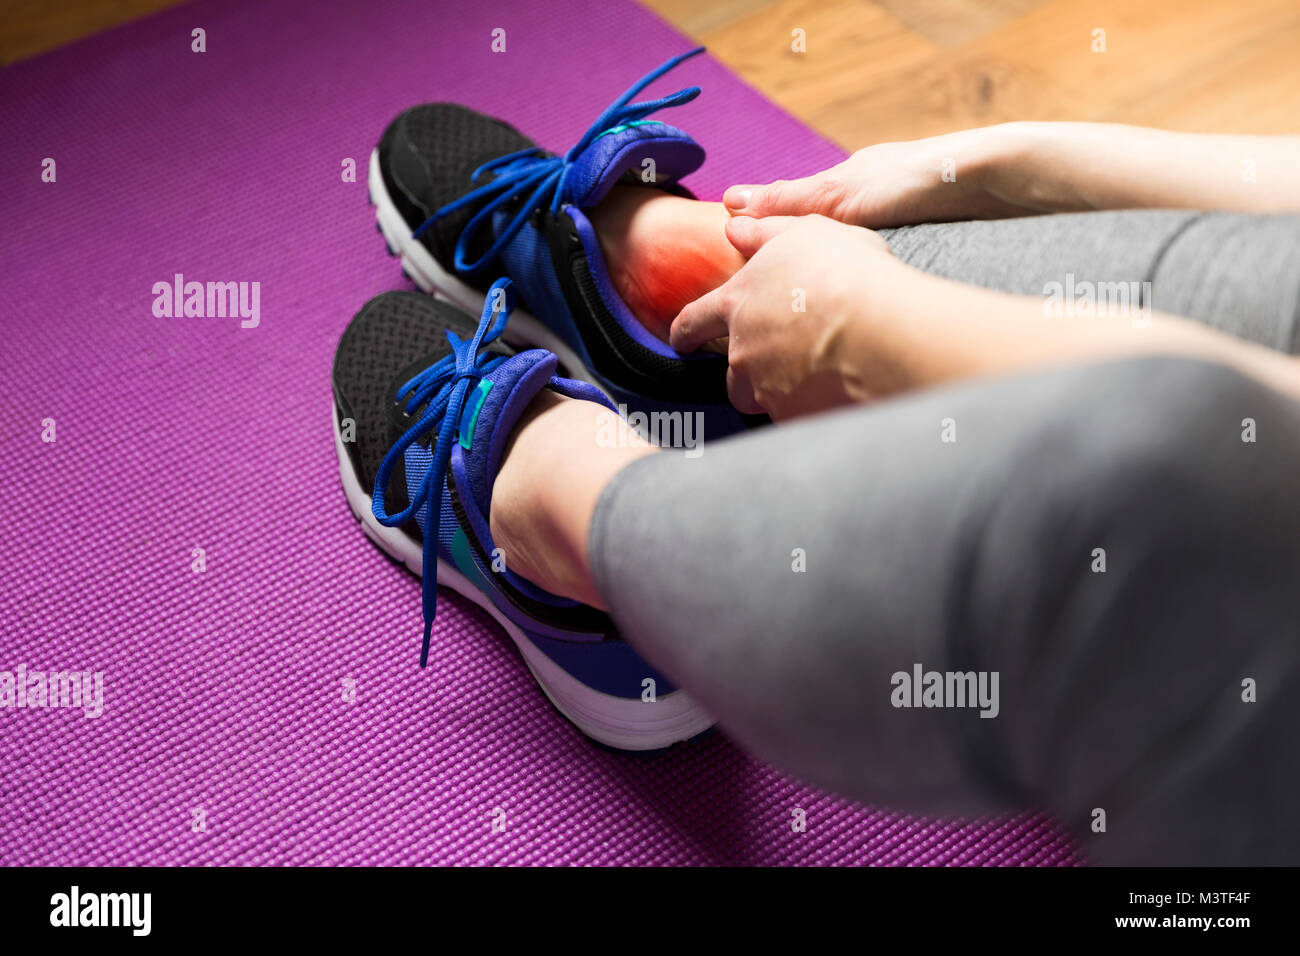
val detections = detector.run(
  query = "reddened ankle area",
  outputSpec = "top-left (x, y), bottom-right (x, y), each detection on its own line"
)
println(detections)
top-left (587, 186), bottom-right (746, 343)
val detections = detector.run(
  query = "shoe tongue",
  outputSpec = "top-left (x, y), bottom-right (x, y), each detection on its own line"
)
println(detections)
top-left (456, 348), bottom-right (558, 516)
top-left (561, 121), bottom-right (704, 208)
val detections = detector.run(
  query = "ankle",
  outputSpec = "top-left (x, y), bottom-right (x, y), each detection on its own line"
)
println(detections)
top-left (588, 186), bottom-right (745, 341)
top-left (488, 390), bottom-right (656, 607)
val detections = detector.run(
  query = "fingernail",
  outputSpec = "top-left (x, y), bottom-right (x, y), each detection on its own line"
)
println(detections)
top-left (724, 187), bottom-right (753, 212)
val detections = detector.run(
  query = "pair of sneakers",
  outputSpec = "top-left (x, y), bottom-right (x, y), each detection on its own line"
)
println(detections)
top-left (331, 49), bottom-right (741, 751)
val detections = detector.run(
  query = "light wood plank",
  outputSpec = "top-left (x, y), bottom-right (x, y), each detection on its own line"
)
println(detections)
top-left (871, 0), bottom-right (1049, 48)
top-left (689, 0), bottom-right (942, 144)
top-left (961, 0), bottom-right (1300, 129)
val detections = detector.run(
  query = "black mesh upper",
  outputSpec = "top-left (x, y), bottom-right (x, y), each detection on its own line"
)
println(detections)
top-left (379, 104), bottom-right (540, 292)
top-left (377, 102), bottom-right (741, 409)
top-left (331, 292), bottom-right (509, 501)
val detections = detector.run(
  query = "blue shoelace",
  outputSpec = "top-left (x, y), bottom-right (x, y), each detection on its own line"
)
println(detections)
top-left (413, 46), bottom-right (707, 275)
top-left (371, 277), bottom-right (515, 666)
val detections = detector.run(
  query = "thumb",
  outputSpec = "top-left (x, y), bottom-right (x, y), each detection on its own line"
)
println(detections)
top-left (723, 175), bottom-right (828, 217)
top-left (724, 215), bottom-right (801, 258)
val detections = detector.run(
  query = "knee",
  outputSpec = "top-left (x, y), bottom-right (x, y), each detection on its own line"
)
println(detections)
top-left (964, 354), bottom-right (1297, 680)
top-left (975, 358), bottom-right (1300, 840)
top-left (1009, 356), bottom-right (1286, 563)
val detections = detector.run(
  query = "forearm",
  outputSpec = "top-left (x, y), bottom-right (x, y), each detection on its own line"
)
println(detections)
top-left (980, 122), bottom-right (1300, 215)
top-left (843, 264), bottom-right (1300, 401)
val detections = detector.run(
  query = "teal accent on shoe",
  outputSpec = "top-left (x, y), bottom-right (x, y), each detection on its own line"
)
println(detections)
top-left (450, 527), bottom-right (490, 591)
top-left (458, 379), bottom-right (493, 450)
top-left (595, 120), bottom-right (664, 140)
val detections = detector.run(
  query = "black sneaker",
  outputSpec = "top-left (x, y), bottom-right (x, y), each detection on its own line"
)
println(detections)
top-left (369, 47), bottom-right (759, 444)
top-left (331, 278), bottom-right (713, 750)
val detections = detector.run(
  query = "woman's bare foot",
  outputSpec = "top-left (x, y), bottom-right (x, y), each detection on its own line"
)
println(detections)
top-left (586, 185), bottom-right (746, 343)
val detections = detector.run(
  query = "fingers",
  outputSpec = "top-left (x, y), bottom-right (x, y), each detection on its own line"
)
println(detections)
top-left (724, 215), bottom-right (802, 258)
top-left (723, 175), bottom-right (828, 218)
top-left (669, 284), bottom-right (731, 353)
top-left (726, 364), bottom-right (765, 416)
top-left (674, 296), bottom-right (765, 413)
top-left (671, 290), bottom-right (761, 413)
top-left (672, 288), bottom-right (762, 413)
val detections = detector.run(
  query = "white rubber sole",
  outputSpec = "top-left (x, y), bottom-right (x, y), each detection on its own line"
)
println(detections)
top-left (368, 149), bottom-right (600, 390)
top-left (333, 409), bottom-right (713, 751)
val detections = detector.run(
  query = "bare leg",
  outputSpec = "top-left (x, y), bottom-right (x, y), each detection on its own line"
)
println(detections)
top-left (489, 390), bottom-right (655, 608)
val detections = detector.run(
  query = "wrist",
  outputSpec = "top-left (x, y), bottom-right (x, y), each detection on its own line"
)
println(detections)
top-left (966, 122), bottom-right (1027, 180)
top-left (968, 121), bottom-right (1055, 211)
top-left (833, 258), bottom-right (938, 400)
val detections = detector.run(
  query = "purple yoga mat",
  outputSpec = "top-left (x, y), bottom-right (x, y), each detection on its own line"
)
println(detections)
top-left (0, 0), bottom-right (1080, 865)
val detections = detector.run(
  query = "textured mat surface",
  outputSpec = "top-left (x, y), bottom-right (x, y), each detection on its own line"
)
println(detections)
top-left (0, 0), bottom-right (1080, 865)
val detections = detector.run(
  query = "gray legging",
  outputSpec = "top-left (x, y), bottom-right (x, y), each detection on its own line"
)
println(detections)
top-left (587, 210), bottom-right (1300, 866)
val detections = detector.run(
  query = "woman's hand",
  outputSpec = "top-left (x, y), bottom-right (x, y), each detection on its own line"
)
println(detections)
top-left (673, 215), bottom-right (1300, 417)
top-left (670, 215), bottom-right (909, 420)
top-left (721, 126), bottom-right (1038, 229)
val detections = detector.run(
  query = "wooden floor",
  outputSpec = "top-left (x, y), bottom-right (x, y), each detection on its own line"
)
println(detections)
top-left (4, 0), bottom-right (1298, 146)
top-left (643, 0), bottom-right (1300, 146)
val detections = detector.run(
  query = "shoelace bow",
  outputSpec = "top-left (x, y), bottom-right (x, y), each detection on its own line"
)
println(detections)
top-left (371, 277), bottom-right (515, 666)
top-left (413, 46), bottom-right (707, 275)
